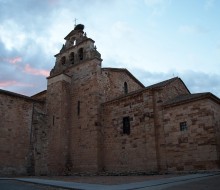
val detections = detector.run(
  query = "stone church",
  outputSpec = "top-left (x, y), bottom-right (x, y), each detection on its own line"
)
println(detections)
top-left (0, 24), bottom-right (220, 176)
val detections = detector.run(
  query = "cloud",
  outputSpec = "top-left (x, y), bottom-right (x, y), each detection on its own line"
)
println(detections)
top-left (178, 25), bottom-right (209, 35)
top-left (0, 0), bottom-right (219, 98)
top-left (23, 64), bottom-right (49, 77)
top-left (144, 0), bottom-right (171, 16)
top-left (47, 0), bottom-right (60, 5)
top-left (1, 56), bottom-right (22, 64)
top-left (180, 71), bottom-right (220, 97)
top-left (110, 21), bottom-right (133, 39)
top-left (0, 20), bottom-right (27, 51)
top-left (0, 80), bottom-right (33, 88)
top-left (7, 57), bottom-right (22, 64)
top-left (132, 68), bottom-right (220, 98)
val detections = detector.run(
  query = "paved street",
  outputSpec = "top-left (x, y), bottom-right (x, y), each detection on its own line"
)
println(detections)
top-left (159, 175), bottom-right (220, 190)
top-left (0, 180), bottom-right (64, 190)
top-left (0, 173), bottom-right (220, 190)
top-left (139, 174), bottom-right (220, 190)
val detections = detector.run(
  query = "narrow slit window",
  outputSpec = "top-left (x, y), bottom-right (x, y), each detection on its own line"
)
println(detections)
top-left (53, 115), bottom-right (55, 126)
top-left (123, 116), bottom-right (130, 135)
top-left (77, 101), bottom-right (80, 116)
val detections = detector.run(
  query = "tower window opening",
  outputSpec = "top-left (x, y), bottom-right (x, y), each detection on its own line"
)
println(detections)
top-left (124, 82), bottom-right (128, 94)
top-left (78, 48), bottom-right (83, 60)
top-left (69, 52), bottom-right (75, 64)
top-left (70, 37), bottom-right (76, 46)
top-left (61, 56), bottom-right (66, 65)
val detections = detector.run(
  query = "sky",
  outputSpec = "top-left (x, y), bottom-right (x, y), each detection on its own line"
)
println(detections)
top-left (0, 0), bottom-right (220, 97)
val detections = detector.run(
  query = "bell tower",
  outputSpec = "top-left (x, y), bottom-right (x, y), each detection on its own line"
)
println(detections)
top-left (46, 24), bottom-right (103, 174)
top-left (50, 24), bottom-right (101, 76)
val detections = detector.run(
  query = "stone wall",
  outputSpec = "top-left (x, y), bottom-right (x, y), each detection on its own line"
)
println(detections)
top-left (152, 79), bottom-right (190, 171)
top-left (31, 102), bottom-right (47, 175)
top-left (211, 100), bottom-right (220, 167)
top-left (162, 79), bottom-right (190, 101)
top-left (102, 90), bottom-right (157, 173)
top-left (100, 69), bottom-right (144, 102)
top-left (46, 74), bottom-right (71, 175)
top-left (0, 90), bottom-right (44, 176)
top-left (68, 59), bottom-right (103, 173)
top-left (163, 99), bottom-right (220, 172)
top-left (1, 22), bottom-right (220, 177)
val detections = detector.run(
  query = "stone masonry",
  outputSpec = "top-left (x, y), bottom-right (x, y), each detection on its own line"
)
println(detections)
top-left (0, 24), bottom-right (219, 176)
top-left (0, 90), bottom-right (46, 176)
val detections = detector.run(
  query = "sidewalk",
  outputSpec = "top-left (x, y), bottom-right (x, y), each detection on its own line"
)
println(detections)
top-left (9, 172), bottom-right (219, 190)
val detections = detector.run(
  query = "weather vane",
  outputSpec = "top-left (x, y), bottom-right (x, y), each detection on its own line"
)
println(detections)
top-left (74, 18), bottom-right (78, 27)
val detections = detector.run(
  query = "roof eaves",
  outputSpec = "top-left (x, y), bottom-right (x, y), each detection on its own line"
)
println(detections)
top-left (0, 89), bottom-right (44, 103)
top-left (31, 90), bottom-right (47, 98)
top-left (163, 92), bottom-right (220, 108)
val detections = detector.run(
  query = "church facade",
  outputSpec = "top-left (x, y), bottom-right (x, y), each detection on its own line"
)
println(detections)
top-left (0, 24), bottom-right (220, 176)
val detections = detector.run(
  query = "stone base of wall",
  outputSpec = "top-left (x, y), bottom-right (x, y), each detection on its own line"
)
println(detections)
top-left (167, 160), bottom-right (220, 173)
top-left (0, 166), bottom-right (27, 177)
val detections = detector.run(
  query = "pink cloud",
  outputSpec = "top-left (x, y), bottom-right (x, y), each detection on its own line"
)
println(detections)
top-left (24, 64), bottom-right (49, 77)
top-left (0, 80), bottom-right (34, 88)
top-left (1, 56), bottom-right (22, 64)
top-left (7, 57), bottom-right (22, 64)
top-left (0, 81), bottom-right (17, 87)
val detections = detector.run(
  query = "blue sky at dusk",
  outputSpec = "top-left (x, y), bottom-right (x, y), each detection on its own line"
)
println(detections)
top-left (0, 0), bottom-right (220, 97)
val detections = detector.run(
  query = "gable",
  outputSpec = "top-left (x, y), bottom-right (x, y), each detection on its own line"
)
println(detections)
top-left (101, 68), bottom-right (145, 102)
top-left (102, 68), bottom-right (145, 88)
top-left (146, 77), bottom-right (190, 93)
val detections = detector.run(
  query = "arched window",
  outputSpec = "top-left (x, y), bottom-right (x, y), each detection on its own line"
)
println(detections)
top-left (124, 82), bottom-right (128, 94)
top-left (69, 52), bottom-right (75, 64)
top-left (60, 56), bottom-right (66, 65)
top-left (78, 48), bottom-right (83, 60)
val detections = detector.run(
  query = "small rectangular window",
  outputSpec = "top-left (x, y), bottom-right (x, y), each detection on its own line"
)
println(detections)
top-left (123, 116), bottom-right (130, 135)
top-left (180, 121), bottom-right (187, 131)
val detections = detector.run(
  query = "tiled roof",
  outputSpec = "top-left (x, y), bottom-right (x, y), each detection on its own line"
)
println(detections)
top-left (103, 77), bottom-right (187, 105)
top-left (164, 92), bottom-right (220, 107)
top-left (31, 90), bottom-right (47, 101)
top-left (31, 90), bottom-right (47, 97)
top-left (146, 77), bottom-right (179, 89)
